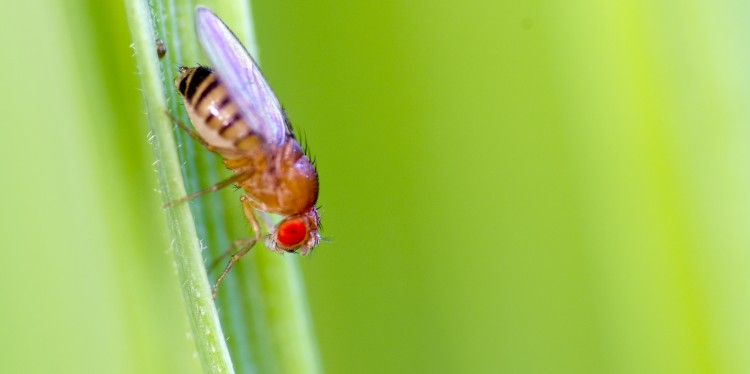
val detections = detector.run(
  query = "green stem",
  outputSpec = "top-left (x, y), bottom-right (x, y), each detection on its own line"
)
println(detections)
top-left (123, 0), bottom-right (234, 373)
top-left (255, 251), bottom-right (323, 373)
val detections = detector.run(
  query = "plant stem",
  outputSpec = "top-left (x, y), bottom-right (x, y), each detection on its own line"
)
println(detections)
top-left (124, 0), bottom-right (234, 373)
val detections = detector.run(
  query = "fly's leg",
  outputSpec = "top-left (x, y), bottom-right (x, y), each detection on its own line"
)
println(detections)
top-left (162, 171), bottom-right (252, 208)
top-left (257, 211), bottom-right (274, 231)
top-left (211, 195), bottom-right (262, 300)
top-left (165, 110), bottom-right (238, 155)
top-left (207, 237), bottom-right (255, 272)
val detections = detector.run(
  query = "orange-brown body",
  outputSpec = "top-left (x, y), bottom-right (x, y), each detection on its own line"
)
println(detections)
top-left (175, 66), bottom-right (320, 256)
top-left (177, 66), bottom-right (319, 216)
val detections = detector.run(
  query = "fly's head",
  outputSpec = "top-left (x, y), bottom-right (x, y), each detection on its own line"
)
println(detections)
top-left (265, 208), bottom-right (321, 255)
top-left (266, 140), bottom-right (321, 255)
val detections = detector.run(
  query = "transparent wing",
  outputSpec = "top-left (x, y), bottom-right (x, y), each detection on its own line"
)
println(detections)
top-left (195, 7), bottom-right (288, 146)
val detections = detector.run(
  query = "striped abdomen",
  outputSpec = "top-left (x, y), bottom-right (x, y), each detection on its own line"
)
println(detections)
top-left (175, 66), bottom-right (265, 156)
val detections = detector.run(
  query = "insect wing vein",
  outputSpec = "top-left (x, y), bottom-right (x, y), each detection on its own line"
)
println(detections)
top-left (195, 7), bottom-right (287, 146)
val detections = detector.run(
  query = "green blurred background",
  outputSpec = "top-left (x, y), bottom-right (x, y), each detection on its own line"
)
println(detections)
top-left (2, 0), bottom-right (749, 373)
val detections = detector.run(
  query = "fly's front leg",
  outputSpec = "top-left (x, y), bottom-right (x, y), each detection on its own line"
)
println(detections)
top-left (211, 195), bottom-right (262, 299)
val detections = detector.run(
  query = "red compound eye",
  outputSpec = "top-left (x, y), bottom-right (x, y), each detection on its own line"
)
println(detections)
top-left (276, 220), bottom-right (307, 248)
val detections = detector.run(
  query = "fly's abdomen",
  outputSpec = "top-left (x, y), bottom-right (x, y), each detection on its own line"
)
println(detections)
top-left (175, 66), bottom-right (265, 154)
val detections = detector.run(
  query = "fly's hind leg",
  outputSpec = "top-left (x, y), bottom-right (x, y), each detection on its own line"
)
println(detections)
top-left (211, 195), bottom-right (262, 300)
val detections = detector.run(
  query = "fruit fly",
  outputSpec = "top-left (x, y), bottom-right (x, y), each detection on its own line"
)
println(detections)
top-left (167, 7), bottom-right (321, 299)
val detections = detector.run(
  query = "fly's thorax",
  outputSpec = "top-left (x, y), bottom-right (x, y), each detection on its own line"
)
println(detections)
top-left (237, 138), bottom-right (319, 216)
top-left (175, 66), bottom-right (267, 157)
top-left (272, 139), bottom-right (319, 214)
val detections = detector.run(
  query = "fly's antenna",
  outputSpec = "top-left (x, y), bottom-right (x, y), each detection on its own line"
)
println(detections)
top-left (319, 235), bottom-right (333, 243)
